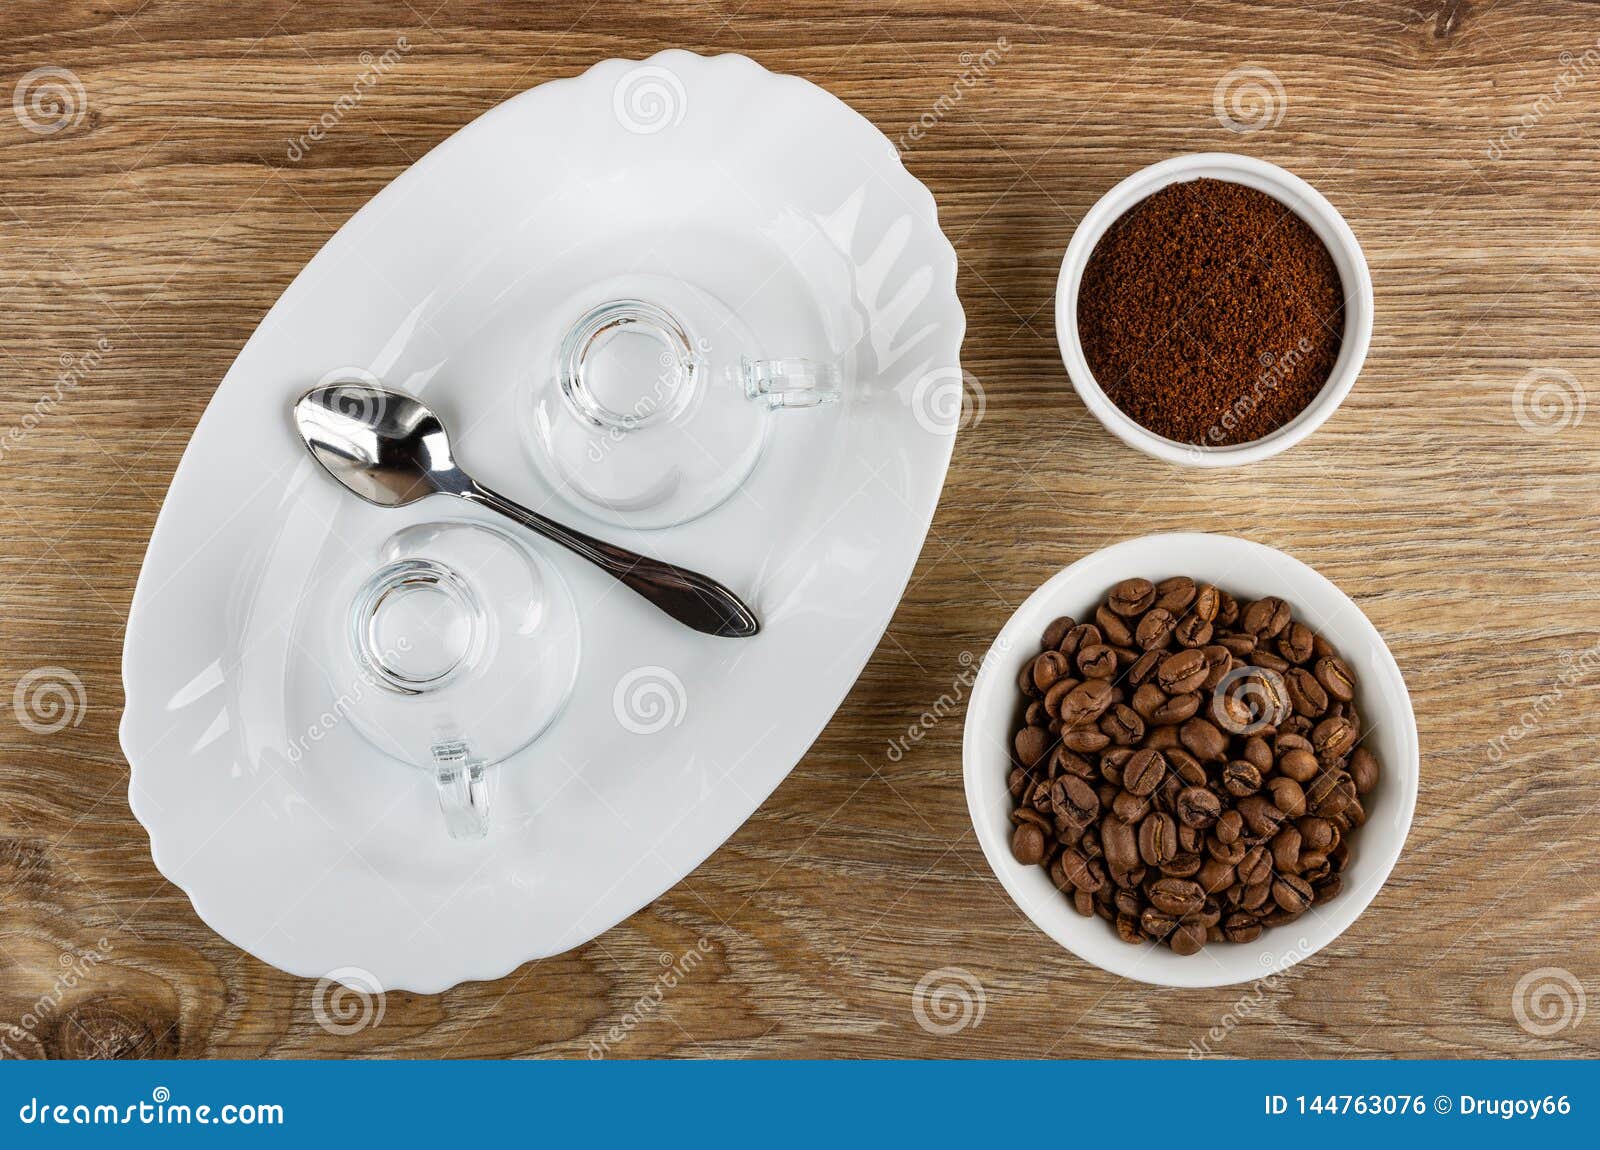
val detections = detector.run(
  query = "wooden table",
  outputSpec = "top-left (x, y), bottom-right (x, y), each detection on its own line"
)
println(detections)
top-left (3, 0), bottom-right (1597, 1059)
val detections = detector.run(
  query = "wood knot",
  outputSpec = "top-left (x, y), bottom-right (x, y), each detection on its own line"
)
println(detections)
top-left (47, 994), bottom-right (180, 1060)
top-left (1431, 0), bottom-right (1472, 41)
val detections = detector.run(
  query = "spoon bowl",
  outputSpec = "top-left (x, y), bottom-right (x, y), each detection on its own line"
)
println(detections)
top-left (295, 384), bottom-right (469, 506)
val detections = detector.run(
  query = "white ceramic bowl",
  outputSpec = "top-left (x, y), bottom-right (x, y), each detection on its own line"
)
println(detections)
top-left (962, 533), bottom-right (1417, 988)
top-left (1055, 154), bottom-right (1373, 467)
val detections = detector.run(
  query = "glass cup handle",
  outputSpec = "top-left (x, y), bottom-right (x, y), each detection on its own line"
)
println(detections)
top-left (432, 740), bottom-right (489, 840)
top-left (741, 356), bottom-right (842, 410)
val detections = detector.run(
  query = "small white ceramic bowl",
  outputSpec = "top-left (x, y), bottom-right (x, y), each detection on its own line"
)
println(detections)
top-left (962, 533), bottom-right (1417, 988)
top-left (1055, 154), bottom-right (1373, 467)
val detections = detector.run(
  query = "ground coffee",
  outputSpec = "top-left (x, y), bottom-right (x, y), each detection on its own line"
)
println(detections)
top-left (1077, 178), bottom-right (1345, 446)
top-left (1008, 577), bottom-right (1379, 956)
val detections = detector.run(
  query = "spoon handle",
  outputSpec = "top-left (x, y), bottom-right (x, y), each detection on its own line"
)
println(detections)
top-left (461, 482), bottom-right (760, 639)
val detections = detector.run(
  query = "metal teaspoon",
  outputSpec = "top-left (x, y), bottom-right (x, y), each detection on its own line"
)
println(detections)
top-left (292, 383), bottom-right (760, 638)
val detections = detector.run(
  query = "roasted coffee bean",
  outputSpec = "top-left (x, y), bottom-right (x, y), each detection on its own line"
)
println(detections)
top-left (1278, 747), bottom-right (1319, 783)
top-left (1161, 851), bottom-right (1204, 878)
top-left (1123, 747), bottom-right (1168, 796)
top-left (1270, 826), bottom-right (1303, 873)
top-left (1157, 648), bottom-right (1208, 694)
top-left (1217, 633), bottom-right (1257, 659)
top-left (1168, 920), bottom-right (1206, 956)
top-left (1101, 816), bottom-right (1139, 876)
top-left (1241, 879), bottom-right (1273, 911)
top-left (1222, 913), bottom-right (1262, 943)
top-left (1208, 836), bottom-right (1246, 866)
top-left (1281, 713), bottom-right (1312, 738)
top-left (1100, 746), bottom-right (1134, 782)
top-left (1062, 726), bottom-right (1111, 754)
top-left (1238, 795), bottom-right (1287, 838)
top-left (1250, 648), bottom-right (1289, 673)
top-left (1221, 760), bottom-right (1262, 797)
top-left (1154, 575), bottom-right (1198, 614)
top-left (1060, 623), bottom-right (1102, 658)
top-left (1278, 621), bottom-right (1315, 664)
top-left (1174, 615), bottom-right (1213, 648)
top-left (1101, 704), bottom-right (1145, 746)
top-left (1199, 645), bottom-right (1234, 690)
top-left (1073, 644), bottom-right (1115, 679)
top-left (1080, 827), bottom-right (1103, 859)
top-left (1014, 726), bottom-right (1050, 767)
top-left (1298, 816), bottom-right (1336, 852)
top-left (1059, 848), bottom-right (1105, 893)
top-left (1108, 577), bottom-right (1157, 616)
top-left (1148, 877), bottom-right (1206, 917)
top-left (1042, 616), bottom-right (1076, 650)
top-left (1138, 812), bottom-right (1179, 866)
top-left (1237, 844), bottom-right (1272, 886)
top-left (1242, 735), bottom-right (1273, 774)
top-left (1059, 680), bottom-right (1114, 726)
top-left (1131, 681), bottom-right (1168, 721)
top-left (1312, 715), bottom-right (1358, 759)
top-left (1147, 724), bottom-right (1182, 751)
top-left (1196, 858), bottom-right (1236, 894)
top-left (1009, 577), bottom-right (1377, 957)
top-left (1112, 790), bottom-right (1151, 823)
top-left (1307, 770), bottom-right (1351, 818)
top-left (1349, 745), bottom-right (1380, 794)
top-left (1180, 718), bottom-right (1228, 763)
top-left (1095, 604), bottom-right (1135, 647)
top-left (1167, 748), bottom-right (1207, 786)
top-left (1049, 745), bottom-right (1096, 779)
top-left (1284, 667), bottom-right (1329, 717)
top-left (1177, 785), bottom-right (1222, 828)
top-left (1012, 822), bottom-right (1047, 865)
top-left (1141, 907), bottom-right (1180, 940)
top-left (1042, 676), bottom-right (1076, 720)
top-left (1050, 854), bottom-right (1073, 889)
top-left (1151, 691), bottom-right (1201, 725)
top-left (1135, 608), bottom-right (1178, 650)
top-left (1272, 873), bottom-right (1314, 914)
top-left (1266, 776), bottom-right (1307, 819)
top-left (1128, 649), bottom-right (1163, 686)
top-left (1242, 596), bottom-right (1291, 638)
top-left (1314, 656), bottom-right (1357, 703)
top-left (1013, 804), bottom-right (1052, 833)
top-left (1032, 650), bottom-right (1070, 692)
top-left (1052, 776), bottom-right (1101, 828)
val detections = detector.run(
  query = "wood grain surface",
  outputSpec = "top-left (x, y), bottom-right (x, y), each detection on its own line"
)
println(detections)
top-left (3, 0), bottom-right (1599, 1059)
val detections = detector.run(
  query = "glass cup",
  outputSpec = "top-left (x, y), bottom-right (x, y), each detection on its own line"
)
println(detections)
top-left (317, 519), bottom-right (580, 839)
top-left (519, 273), bottom-right (841, 529)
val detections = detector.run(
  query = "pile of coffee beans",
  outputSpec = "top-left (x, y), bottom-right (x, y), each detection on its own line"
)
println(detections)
top-left (1008, 577), bottom-right (1378, 955)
